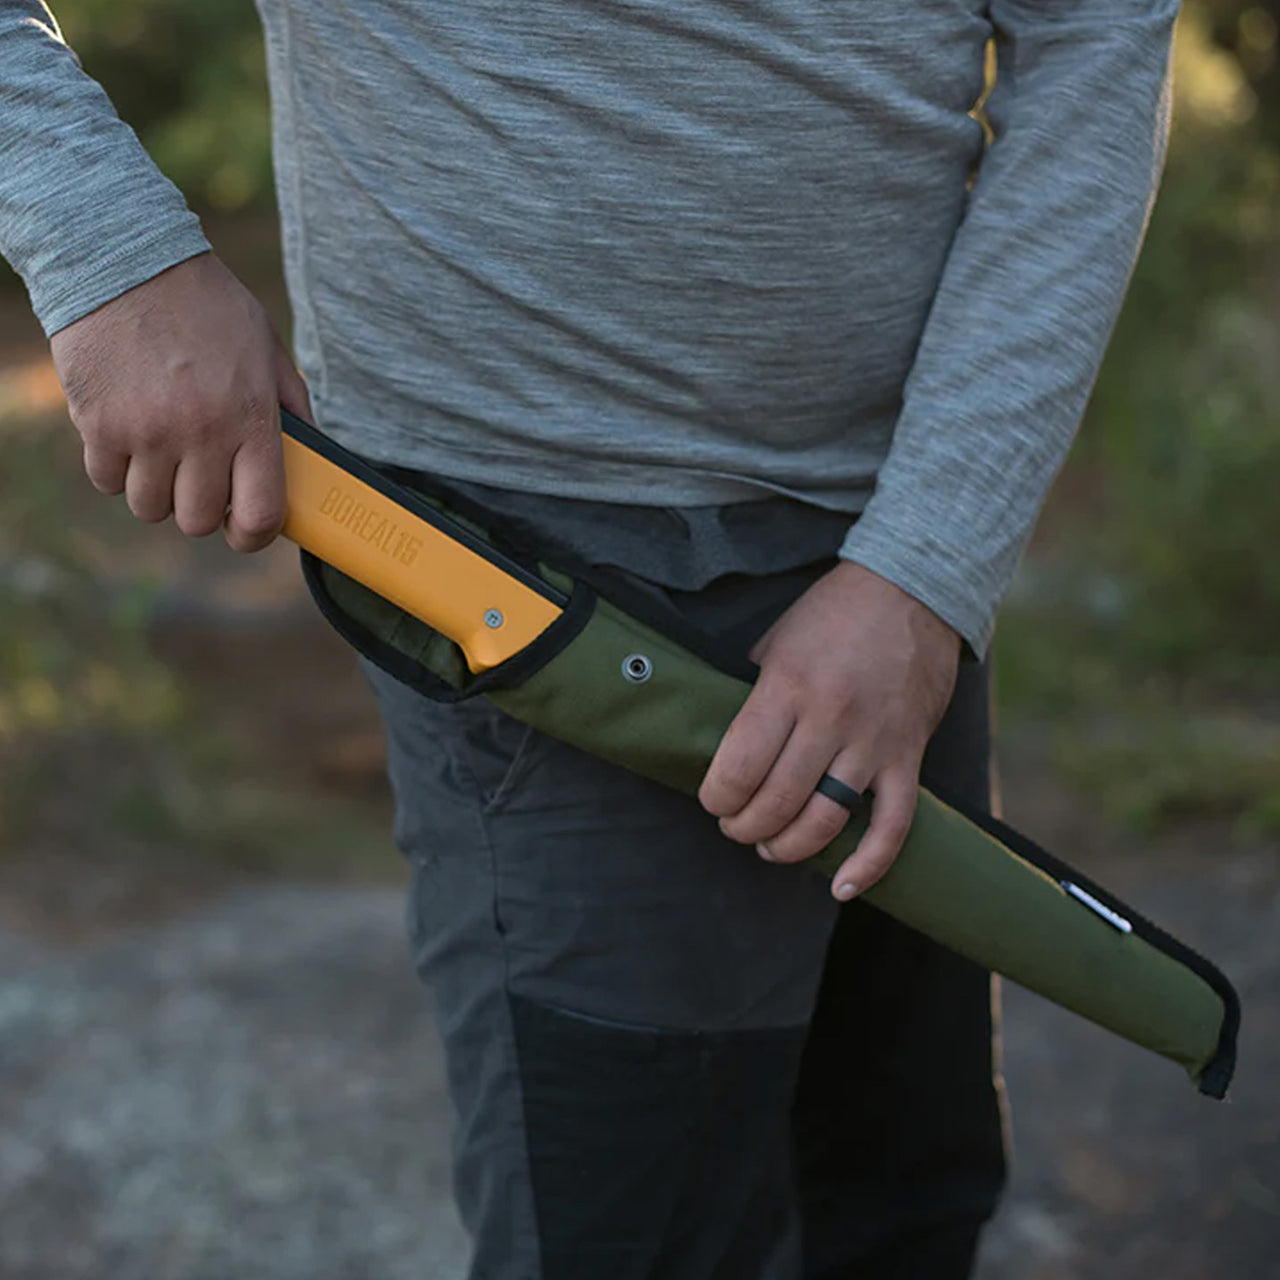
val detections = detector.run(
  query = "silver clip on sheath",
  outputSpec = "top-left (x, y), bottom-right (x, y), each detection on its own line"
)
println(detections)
top-left (1060, 881), bottom-right (1133, 934)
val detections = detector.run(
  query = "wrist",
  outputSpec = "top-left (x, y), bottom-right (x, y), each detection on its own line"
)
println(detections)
top-left (829, 558), bottom-right (962, 654)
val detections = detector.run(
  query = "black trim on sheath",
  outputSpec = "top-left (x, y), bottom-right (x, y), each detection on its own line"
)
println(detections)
top-left (300, 550), bottom-right (597, 704)
top-left (926, 779), bottom-right (1240, 1101)
top-left (281, 409), bottom-right (569, 609)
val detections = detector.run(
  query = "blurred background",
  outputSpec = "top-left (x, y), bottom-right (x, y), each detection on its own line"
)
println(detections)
top-left (0, 3), bottom-right (1277, 1278)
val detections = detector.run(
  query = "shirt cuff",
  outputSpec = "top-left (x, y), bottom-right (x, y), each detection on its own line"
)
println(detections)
top-left (838, 508), bottom-right (998, 661)
top-left (34, 218), bottom-right (211, 337)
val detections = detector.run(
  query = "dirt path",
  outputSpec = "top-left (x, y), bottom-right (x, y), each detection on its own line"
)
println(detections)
top-left (978, 731), bottom-right (1280, 1279)
top-left (0, 884), bottom-right (470, 1280)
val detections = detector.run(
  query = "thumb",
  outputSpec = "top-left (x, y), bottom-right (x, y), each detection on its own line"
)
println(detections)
top-left (275, 334), bottom-right (313, 423)
top-left (829, 766), bottom-right (918, 902)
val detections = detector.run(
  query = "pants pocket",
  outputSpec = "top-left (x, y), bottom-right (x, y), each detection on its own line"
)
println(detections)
top-left (451, 699), bottom-right (545, 816)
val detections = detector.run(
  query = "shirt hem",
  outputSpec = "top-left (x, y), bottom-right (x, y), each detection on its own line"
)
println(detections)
top-left (321, 420), bottom-right (876, 514)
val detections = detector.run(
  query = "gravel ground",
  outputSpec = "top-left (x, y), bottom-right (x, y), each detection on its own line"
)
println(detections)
top-left (1, 838), bottom-right (1275, 1280)
top-left (0, 886), bottom-right (469, 1280)
top-left (979, 843), bottom-right (1280, 1280)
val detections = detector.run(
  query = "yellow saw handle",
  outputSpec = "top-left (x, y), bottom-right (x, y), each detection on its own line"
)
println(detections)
top-left (278, 410), bottom-right (565, 673)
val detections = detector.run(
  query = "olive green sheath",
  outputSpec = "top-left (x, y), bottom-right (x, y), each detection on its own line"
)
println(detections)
top-left (295, 419), bottom-right (1239, 1101)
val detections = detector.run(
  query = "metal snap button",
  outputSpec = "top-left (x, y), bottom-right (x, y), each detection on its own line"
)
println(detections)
top-left (621, 653), bottom-right (653, 683)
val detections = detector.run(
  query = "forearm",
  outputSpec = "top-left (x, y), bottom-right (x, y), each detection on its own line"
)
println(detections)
top-left (840, 1), bottom-right (1179, 657)
top-left (0, 1), bottom-right (210, 335)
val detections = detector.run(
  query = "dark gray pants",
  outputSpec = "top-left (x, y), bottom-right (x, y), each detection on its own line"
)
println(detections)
top-left (362, 560), bottom-right (1007, 1280)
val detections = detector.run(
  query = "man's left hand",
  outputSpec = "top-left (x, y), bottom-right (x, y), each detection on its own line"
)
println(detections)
top-left (698, 560), bottom-right (962, 901)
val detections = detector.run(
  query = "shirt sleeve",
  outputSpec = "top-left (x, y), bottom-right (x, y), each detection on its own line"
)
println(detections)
top-left (0, 2), bottom-right (211, 336)
top-left (837, 0), bottom-right (1179, 658)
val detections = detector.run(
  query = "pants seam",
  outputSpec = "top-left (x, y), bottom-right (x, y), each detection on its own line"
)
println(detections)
top-left (471, 800), bottom-right (545, 1280)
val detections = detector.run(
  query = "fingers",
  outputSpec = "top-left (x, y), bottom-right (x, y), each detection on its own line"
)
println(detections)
top-left (718, 728), bottom-right (851, 848)
top-left (83, 398), bottom-right (287, 552)
top-left (52, 252), bottom-right (300, 552)
top-left (275, 337), bottom-right (313, 423)
top-left (83, 443), bottom-right (127, 496)
top-left (122, 445), bottom-right (236, 536)
top-left (828, 765), bottom-right (919, 902)
top-left (223, 340), bottom-right (302, 550)
top-left (173, 453), bottom-right (232, 537)
top-left (224, 416), bottom-right (286, 553)
top-left (697, 560), bottom-right (953, 897)
top-left (698, 688), bottom-right (796, 820)
top-left (752, 748), bottom-right (868, 863)
top-left (123, 452), bottom-right (177, 523)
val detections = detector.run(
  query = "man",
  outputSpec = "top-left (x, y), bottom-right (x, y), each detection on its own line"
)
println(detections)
top-left (0, 2), bottom-right (1180, 1276)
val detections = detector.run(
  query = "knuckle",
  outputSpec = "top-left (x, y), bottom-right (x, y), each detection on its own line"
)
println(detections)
top-left (129, 500), bottom-right (170, 524)
top-left (762, 663), bottom-right (807, 706)
top-left (762, 785), bottom-right (805, 825)
top-left (184, 413), bottom-right (220, 448)
top-left (176, 509), bottom-right (223, 538)
top-left (768, 840), bottom-right (812, 866)
top-left (227, 517), bottom-right (280, 553)
top-left (59, 373), bottom-right (90, 414)
top-left (700, 768), bottom-right (750, 816)
top-left (83, 455), bottom-right (123, 494)
top-left (70, 401), bottom-right (106, 440)
top-left (230, 529), bottom-right (270, 554)
top-left (55, 356), bottom-right (101, 417)
top-left (132, 415), bottom-right (171, 452)
top-left (240, 390), bottom-right (274, 432)
top-left (719, 772), bottom-right (753, 808)
top-left (698, 782), bottom-right (727, 816)
top-left (223, 524), bottom-right (258, 554)
top-left (809, 804), bottom-right (849, 844)
top-left (236, 502), bottom-right (283, 539)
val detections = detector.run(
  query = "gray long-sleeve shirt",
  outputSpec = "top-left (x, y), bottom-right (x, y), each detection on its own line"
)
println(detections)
top-left (0, 1), bottom-right (1177, 654)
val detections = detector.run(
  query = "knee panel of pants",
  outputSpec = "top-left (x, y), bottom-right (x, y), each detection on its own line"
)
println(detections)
top-left (509, 994), bottom-right (807, 1280)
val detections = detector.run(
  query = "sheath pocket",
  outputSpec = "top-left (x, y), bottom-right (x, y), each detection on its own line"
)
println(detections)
top-left (301, 548), bottom-right (596, 705)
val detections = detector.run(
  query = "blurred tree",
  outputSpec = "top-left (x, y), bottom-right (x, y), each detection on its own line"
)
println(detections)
top-left (53, 0), bottom-right (271, 212)
top-left (1075, 1), bottom-right (1280, 689)
top-left (1201, 1), bottom-right (1280, 135)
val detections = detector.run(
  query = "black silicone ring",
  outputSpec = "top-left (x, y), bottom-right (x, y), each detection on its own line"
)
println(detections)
top-left (815, 773), bottom-right (865, 811)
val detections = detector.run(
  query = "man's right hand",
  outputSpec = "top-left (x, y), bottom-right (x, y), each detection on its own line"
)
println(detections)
top-left (49, 251), bottom-right (313, 552)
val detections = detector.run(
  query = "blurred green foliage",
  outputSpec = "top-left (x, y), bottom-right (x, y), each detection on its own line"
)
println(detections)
top-left (0, 426), bottom-right (177, 746)
top-left (0, 421), bottom-right (183, 857)
top-left (1055, 714), bottom-right (1280, 838)
top-left (53, 0), bottom-right (270, 212)
top-left (0, 405), bottom-right (392, 882)
top-left (995, 4), bottom-right (1280, 829)
top-left (1067, 0), bottom-right (1280, 694)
